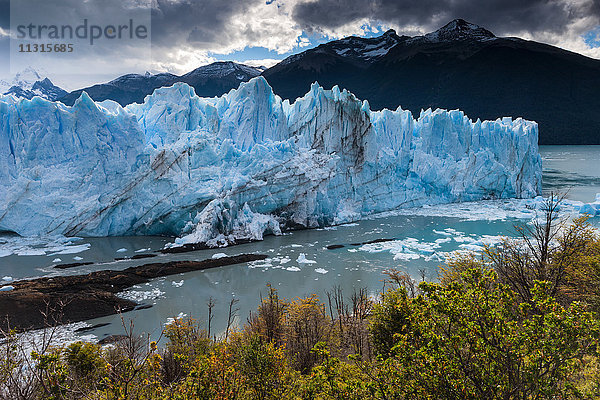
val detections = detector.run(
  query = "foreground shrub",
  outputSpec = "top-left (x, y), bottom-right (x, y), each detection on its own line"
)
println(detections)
top-left (561, 217), bottom-right (600, 310)
top-left (370, 288), bottom-right (412, 358)
top-left (63, 341), bottom-right (106, 394)
top-left (246, 284), bottom-right (288, 346)
top-left (489, 195), bottom-right (600, 314)
top-left (377, 268), bottom-right (600, 399)
top-left (235, 335), bottom-right (296, 399)
top-left (161, 317), bottom-right (210, 383)
top-left (285, 295), bottom-right (332, 373)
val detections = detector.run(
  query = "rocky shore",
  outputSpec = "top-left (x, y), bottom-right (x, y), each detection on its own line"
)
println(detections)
top-left (0, 254), bottom-right (267, 332)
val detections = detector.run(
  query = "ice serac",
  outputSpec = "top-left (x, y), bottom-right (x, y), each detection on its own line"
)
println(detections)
top-left (0, 77), bottom-right (542, 247)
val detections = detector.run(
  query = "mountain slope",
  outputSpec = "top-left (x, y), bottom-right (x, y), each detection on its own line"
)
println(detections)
top-left (59, 72), bottom-right (177, 106)
top-left (0, 67), bottom-right (45, 94)
top-left (4, 78), bottom-right (68, 101)
top-left (262, 19), bottom-right (600, 145)
top-left (59, 62), bottom-right (262, 106)
top-left (1, 68), bottom-right (67, 101)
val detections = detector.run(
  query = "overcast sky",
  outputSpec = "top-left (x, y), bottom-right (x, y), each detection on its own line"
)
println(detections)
top-left (1, 0), bottom-right (599, 90)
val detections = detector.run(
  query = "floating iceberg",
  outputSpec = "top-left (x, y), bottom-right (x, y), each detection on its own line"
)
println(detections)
top-left (556, 194), bottom-right (600, 217)
top-left (0, 77), bottom-right (542, 247)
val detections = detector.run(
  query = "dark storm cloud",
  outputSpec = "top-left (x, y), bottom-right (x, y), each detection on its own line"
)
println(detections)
top-left (150, 0), bottom-right (249, 47)
top-left (1, 0), bottom-right (11, 77)
top-left (292, 0), bottom-right (600, 37)
top-left (592, 0), bottom-right (600, 16)
top-left (0, 0), bottom-right (9, 30)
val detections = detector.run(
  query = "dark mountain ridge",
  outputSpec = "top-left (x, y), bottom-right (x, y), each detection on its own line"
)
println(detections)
top-left (59, 61), bottom-right (262, 106)
top-left (263, 19), bottom-right (600, 145)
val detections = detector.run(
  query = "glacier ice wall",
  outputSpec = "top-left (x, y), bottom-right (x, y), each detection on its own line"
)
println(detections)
top-left (0, 77), bottom-right (542, 246)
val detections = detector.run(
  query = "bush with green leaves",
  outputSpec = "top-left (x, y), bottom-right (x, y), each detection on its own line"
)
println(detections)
top-left (371, 267), bottom-right (600, 399)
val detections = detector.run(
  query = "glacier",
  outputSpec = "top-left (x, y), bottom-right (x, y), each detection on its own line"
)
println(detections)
top-left (0, 77), bottom-right (542, 247)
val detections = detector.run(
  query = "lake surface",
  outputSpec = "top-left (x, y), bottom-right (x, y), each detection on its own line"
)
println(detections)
top-left (1, 145), bottom-right (599, 342)
top-left (540, 145), bottom-right (600, 202)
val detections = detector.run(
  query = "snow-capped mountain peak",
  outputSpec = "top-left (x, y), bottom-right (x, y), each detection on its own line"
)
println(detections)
top-left (331, 29), bottom-right (402, 61)
top-left (0, 67), bottom-right (44, 94)
top-left (277, 19), bottom-right (498, 68)
top-left (279, 29), bottom-right (403, 67)
top-left (182, 61), bottom-right (262, 80)
top-left (11, 67), bottom-right (44, 89)
top-left (424, 19), bottom-right (496, 42)
top-left (108, 73), bottom-right (147, 85)
top-left (0, 67), bottom-right (67, 101)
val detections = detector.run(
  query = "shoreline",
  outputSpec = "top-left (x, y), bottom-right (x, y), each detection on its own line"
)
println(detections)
top-left (0, 253), bottom-right (267, 332)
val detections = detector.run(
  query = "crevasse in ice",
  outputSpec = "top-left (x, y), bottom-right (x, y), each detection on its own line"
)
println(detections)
top-left (0, 77), bottom-right (542, 247)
